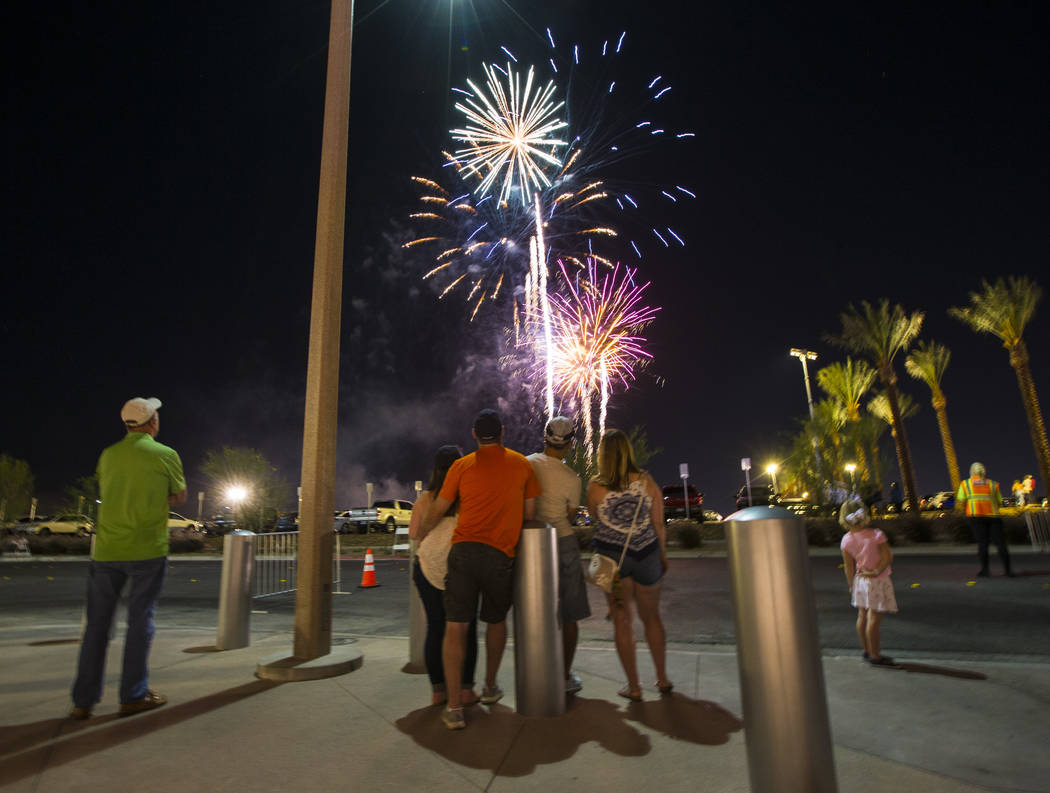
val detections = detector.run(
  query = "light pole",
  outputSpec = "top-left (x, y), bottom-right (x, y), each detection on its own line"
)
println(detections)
top-left (845, 463), bottom-right (857, 493)
top-left (765, 463), bottom-right (779, 495)
top-left (790, 347), bottom-right (823, 491)
top-left (789, 348), bottom-right (818, 420)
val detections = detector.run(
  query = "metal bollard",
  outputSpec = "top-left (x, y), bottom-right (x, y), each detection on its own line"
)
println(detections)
top-left (726, 505), bottom-right (838, 793)
top-left (217, 529), bottom-right (255, 650)
top-left (513, 520), bottom-right (565, 717)
top-left (404, 539), bottom-right (427, 673)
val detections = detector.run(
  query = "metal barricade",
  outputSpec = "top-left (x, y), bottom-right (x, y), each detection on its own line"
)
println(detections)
top-left (1024, 509), bottom-right (1050, 552)
top-left (252, 531), bottom-right (341, 599)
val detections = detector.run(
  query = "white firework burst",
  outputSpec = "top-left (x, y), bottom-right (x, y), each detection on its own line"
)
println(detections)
top-left (451, 62), bottom-right (568, 207)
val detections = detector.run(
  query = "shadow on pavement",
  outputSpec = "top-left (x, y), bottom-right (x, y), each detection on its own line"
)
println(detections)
top-left (622, 693), bottom-right (743, 745)
top-left (891, 662), bottom-right (988, 680)
top-left (395, 696), bottom-right (652, 776)
top-left (0, 679), bottom-right (281, 787)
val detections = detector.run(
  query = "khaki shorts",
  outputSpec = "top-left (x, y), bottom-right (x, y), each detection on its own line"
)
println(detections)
top-left (558, 535), bottom-right (591, 622)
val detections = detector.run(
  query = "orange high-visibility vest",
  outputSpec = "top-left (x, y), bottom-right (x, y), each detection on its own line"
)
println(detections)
top-left (957, 477), bottom-right (1001, 517)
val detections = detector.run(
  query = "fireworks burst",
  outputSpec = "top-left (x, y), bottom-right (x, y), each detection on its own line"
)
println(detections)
top-left (451, 62), bottom-right (569, 207)
top-left (406, 30), bottom-right (694, 319)
top-left (543, 259), bottom-right (658, 451)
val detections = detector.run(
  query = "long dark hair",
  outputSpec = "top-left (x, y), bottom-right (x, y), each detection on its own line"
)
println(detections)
top-left (426, 444), bottom-right (463, 494)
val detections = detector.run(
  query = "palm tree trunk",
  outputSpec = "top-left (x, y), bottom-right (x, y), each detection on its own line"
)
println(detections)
top-left (1009, 340), bottom-right (1050, 502)
top-left (850, 423), bottom-right (870, 489)
top-left (880, 363), bottom-right (921, 513)
top-left (931, 391), bottom-right (961, 490)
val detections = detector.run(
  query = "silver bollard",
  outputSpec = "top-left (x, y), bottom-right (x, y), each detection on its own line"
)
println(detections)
top-left (726, 505), bottom-right (838, 793)
top-left (404, 539), bottom-right (427, 673)
top-left (513, 520), bottom-right (565, 717)
top-left (217, 529), bottom-right (255, 650)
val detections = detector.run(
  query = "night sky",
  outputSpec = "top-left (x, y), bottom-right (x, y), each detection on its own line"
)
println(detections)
top-left (5, 0), bottom-right (1048, 516)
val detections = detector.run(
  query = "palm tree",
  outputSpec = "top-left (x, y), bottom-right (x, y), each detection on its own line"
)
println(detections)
top-left (817, 358), bottom-right (877, 486)
top-left (868, 391), bottom-right (919, 428)
top-left (868, 390), bottom-right (920, 502)
top-left (830, 300), bottom-right (924, 513)
top-left (905, 341), bottom-right (961, 490)
top-left (949, 276), bottom-right (1049, 500)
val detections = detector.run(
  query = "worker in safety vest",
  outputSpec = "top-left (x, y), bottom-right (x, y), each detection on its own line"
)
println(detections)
top-left (956, 462), bottom-right (1013, 578)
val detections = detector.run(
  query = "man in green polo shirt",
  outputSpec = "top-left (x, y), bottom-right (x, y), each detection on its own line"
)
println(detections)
top-left (70, 396), bottom-right (187, 719)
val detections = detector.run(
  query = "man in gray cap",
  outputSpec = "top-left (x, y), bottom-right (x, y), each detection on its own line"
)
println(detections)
top-left (70, 397), bottom-right (187, 719)
top-left (527, 416), bottom-right (590, 693)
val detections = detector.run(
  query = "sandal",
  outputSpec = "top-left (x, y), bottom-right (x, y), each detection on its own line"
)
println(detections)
top-left (656, 681), bottom-right (674, 696)
top-left (618, 685), bottom-right (643, 702)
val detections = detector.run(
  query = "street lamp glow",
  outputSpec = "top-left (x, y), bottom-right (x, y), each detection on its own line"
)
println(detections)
top-left (226, 485), bottom-right (249, 505)
top-left (844, 463), bottom-right (857, 492)
top-left (765, 463), bottom-right (779, 494)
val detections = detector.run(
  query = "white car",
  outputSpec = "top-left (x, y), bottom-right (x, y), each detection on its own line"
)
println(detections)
top-left (168, 512), bottom-right (205, 533)
top-left (32, 514), bottom-right (94, 537)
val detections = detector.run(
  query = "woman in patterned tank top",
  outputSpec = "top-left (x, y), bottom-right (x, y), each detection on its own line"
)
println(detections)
top-left (587, 429), bottom-right (672, 701)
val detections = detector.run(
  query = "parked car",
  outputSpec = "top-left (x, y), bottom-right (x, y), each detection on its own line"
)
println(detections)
top-left (662, 484), bottom-right (704, 520)
top-left (9, 516), bottom-right (49, 533)
top-left (203, 514), bottom-right (238, 535)
top-left (924, 491), bottom-right (956, 511)
top-left (372, 499), bottom-right (414, 533)
top-left (735, 484), bottom-right (779, 510)
top-left (168, 512), bottom-right (205, 533)
top-left (779, 497), bottom-right (820, 517)
top-left (334, 508), bottom-right (375, 534)
top-left (31, 514), bottom-right (94, 537)
top-left (275, 512), bottom-right (299, 531)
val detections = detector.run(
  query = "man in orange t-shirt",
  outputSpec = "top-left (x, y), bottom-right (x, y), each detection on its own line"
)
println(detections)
top-left (422, 408), bottom-right (541, 729)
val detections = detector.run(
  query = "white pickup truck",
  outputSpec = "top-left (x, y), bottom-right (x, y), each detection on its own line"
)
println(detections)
top-left (333, 499), bottom-right (414, 534)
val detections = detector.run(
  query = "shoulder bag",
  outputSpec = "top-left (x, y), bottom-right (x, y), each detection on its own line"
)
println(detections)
top-left (587, 492), bottom-right (644, 593)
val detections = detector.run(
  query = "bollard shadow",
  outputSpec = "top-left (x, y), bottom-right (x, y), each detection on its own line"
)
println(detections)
top-left (621, 693), bottom-right (744, 745)
top-left (885, 661), bottom-right (987, 680)
top-left (182, 645), bottom-right (221, 653)
top-left (26, 638), bottom-right (81, 647)
top-left (0, 679), bottom-right (281, 788)
top-left (394, 696), bottom-right (651, 776)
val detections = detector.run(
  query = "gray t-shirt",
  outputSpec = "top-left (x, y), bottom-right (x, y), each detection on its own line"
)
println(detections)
top-left (526, 452), bottom-right (581, 538)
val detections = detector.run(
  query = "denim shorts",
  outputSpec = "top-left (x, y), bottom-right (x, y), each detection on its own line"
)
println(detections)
top-left (617, 546), bottom-right (663, 586)
top-left (443, 541), bottom-right (515, 624)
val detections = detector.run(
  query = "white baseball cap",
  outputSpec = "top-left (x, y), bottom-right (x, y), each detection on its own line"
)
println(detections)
top-left (545, 416), bottom-right (575, 448)
top-left (121, 397), bottom-right (162, 427)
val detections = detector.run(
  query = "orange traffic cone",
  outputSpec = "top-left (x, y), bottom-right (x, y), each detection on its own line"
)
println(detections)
top-left (358, 548), bottom-right (380, 588)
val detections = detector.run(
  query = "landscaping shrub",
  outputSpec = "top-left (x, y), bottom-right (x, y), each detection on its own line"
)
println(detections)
top-left (805, 519), bottom-right (838, 547)
top-left (669, 519), bottom-right (701, 549)
top-left (896, 516), bottom-right (932, 543)
top-left (1004, 516), bottom-right (1030, 545)
top-left (169, 530), bottom-right (205, 553)
top-left (27, 535), bottom-right (90, 555)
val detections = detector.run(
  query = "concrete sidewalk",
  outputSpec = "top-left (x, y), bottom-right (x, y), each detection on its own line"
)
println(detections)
top-left (1, 622), bottom-right (1046, 793)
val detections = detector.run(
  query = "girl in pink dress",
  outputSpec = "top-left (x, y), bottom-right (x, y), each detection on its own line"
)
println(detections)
top-left (839, 499), bottom-right (898, 666)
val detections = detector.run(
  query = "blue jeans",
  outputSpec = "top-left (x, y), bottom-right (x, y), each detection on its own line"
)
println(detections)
top-left (72, 557), bottom-right (167, 707)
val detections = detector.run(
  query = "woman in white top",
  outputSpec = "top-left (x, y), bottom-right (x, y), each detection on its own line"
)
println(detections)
top-left (409, 445), bottom-right (479, 706)
top-left (587, 429), bottom-right (672, 701)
